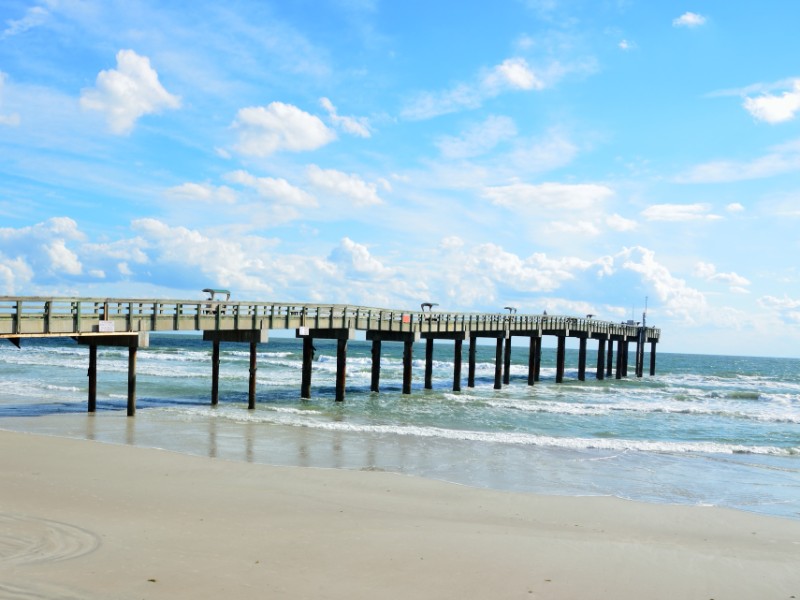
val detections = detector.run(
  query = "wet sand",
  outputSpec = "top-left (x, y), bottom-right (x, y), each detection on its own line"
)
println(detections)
top-left (1, 429), bottom-right (798, 599)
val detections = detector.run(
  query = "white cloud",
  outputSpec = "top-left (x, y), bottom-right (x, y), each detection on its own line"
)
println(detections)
top-left (677, 140), bottom-right (800, 182)
top-left (606, 213), bottom-right (638, 231)
top-left (482, 58), bottom-right (543, 92)
top-left (167, 182), bottom-right (237, 204)
top-left (673, 12), bottom-right (707, 28)
top-left (619, 246), bottom-right (708, 323)
top-left (225, 170), bottom-right (317, 208)
top-left (232, 102), bottom-right (336, 156)
top-left (320, 97), bottom-right (371, 138)
top-left (0, 217), bottom-right (85, 282)
top-left (483, 182), bottom-right (614, 213)
top-left (401, 56), bottom-right (549, 120)
top-left (2, 5), bottom-right (48, 38)
top-left (743, 80), bottom-right (800, 124)
top-left (80, 49), bottom-right (181, 135)
top-left (306, 165), bottom-right (383, 206)
top-left (0, 254), bottom-right (33, 294)
top-left (328, 237), bottom-right (392, 279)
top-left (435, 115), bottom-right (517, 159)
top-left (726, 203), bottom-right (745, 213)
top-left (641, 203), bottom-right (721, 221)
top-left (618, 39), bottom-right (634, 51)
top-left (758, 295), bottom-right (800, 325)
top-left (693, 261), bottom-right (751, 290)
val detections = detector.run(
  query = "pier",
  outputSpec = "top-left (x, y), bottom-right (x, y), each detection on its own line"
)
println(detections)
top-left (0, 296), bottom-right (660, 415)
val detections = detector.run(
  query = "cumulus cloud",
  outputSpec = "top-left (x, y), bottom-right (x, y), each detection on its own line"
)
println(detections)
top-left (232, 102), bottom-right (336, 156)
top-left (482, 58), bottom-right (543, 92)
top-left (694, 261), bottom-right (750, 291)
top-left (0, 217), bottom-right (85, 285)
top-left (306, 165), bottom-right (383, 206)
top-left (641, 203), bottom-right (721, 221)
top-left (483, 182), bottom-right (614, 213)
top-left (225, 170), bottom-right (317, 207)
top-left (80, 49), bottom-right (180, 135)
top-left (758, 295), bottom-right (800, 325)
top-left (618, 246), bottom-right (708, 322)
top-left (726, 203), bottom-right (745, 212)
top-left (606, 214), bottom-right (638, 231)
top-left (167, 182), bottom-right (237, 204)
top-left (320, 97), bottom-right (371, 138)
top-left (328, 237), bottom-right (392, 279)
top-left (743, 80), bottom-right (800, 124)
top-left (673, 12), bottom-right (707, 28)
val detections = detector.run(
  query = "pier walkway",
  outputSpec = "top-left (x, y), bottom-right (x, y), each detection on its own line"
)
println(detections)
top-left (0, 296), bottom-right (660, 415)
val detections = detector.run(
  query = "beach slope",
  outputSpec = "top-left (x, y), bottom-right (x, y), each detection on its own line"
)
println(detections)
top-left (1, 430), bottom-right (798, 599)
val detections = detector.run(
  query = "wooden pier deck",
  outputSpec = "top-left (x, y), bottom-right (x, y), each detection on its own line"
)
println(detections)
top-left (0, 296), bottom-right (660, 415)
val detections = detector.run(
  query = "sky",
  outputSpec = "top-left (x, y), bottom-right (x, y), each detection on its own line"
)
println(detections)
top-left (1, 1), bottom-right (800, 357)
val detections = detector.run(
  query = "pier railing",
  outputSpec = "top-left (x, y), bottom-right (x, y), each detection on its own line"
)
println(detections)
top-left (0, 296), bottom-right (659, 341)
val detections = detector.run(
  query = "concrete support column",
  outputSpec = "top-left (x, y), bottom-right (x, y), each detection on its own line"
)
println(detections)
top-left (578, 336), bottom-right (587, 381)
top-left (527, 336), bottom-right (536, 386)
top-left (649, 341), bottom-right (657, 376)
top-left (493, 338), bottom-right (503, 389)
top-left (301, 336), bottom-right (313, 399)
top-left (607, 340), bottom-right (615, 378)
top-left (468, 335), bottom-right (477, 388)
top-left (616, 339), bottom-right (623, 380)
top-left (402, 339), bottom-right (413, 394)
top-left (211, 340), bottom-right (220, 406)
top-left (88, 343), bottom-right (97, 413)
top-left (555, 335), bottom-right (566, 383)
top-left (336, 338), bottom-right (347, 402)
top-left (534, 336), bottom-right (541, 382)
top-left (622, 341), bottom-right (629, 377)
top-left (127, 344), bottom-right (137, 417)
top-left (502, 336), bottom-right (512, 385)
top-left (370, 339), bottom-right (381, 392)
top-left (596, 338), bottom-right (606, 380)
top-left (453, 339), bottom-right (462, 392)
top-left (248, 341), bottom-right (257, 409)
top-left (424, 338), bottom-right (434, 390)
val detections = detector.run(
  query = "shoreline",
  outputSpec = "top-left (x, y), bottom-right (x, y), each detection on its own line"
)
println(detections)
top-left (2, 429), bottom-right (799, 599)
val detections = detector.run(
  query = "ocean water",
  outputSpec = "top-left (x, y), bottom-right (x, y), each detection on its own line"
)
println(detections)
top-left (1, 333), bottom-right (798, 519)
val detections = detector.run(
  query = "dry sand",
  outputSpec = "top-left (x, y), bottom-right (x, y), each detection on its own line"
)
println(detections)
top-left (1, 429), bottom-right (799, 599)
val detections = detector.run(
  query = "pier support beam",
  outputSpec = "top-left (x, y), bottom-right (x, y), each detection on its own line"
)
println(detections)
top-left (421, 331), bottom-right (468, 392)
top-left (502, 336), bottom-right (512, 385)
top-left (555, 335), bottom-right (566, 383)
top-left (367, 330), bottom-right (420, 396)
top-left (298, 328), bottom-right (353, 402)
top-left (88, 343), bottom-right (97, 412)
top-left (595, 337), bottom-right (606, 380)
top-left (301, 336), bottom-right (313, 398)
top-left (616, 339), bottom-right (623, 379)
top-left (468, 335), bottom-right (477, 388)
top-left (650, 341), bottom-right (657, 376)
top-left (77, 332), bottom-right (149, 416)
top-left (577, 336), bottom-right (587, 381)
top-left (205, 329), bottom-right (268, 408)
top-left (607, 340), bottom-right (614, 378)
top-left (494, 338), bottom-right (503, 389)
top-left (453, 338), bottom-right (463, 392)
top-left (370, 339), bottom-right (381, 392)
top-left (424, 338), bottom-right (434, 390)
top-left (211, 340), bottom-right (220, 406)
top-left (527, 336), bottom-right (539, 386)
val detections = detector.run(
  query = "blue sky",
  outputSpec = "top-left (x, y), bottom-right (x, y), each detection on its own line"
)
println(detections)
top-left (2, 1), bottom-right (800, 357)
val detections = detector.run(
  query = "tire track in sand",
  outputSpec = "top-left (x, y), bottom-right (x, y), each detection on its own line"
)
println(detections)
top-left (0, 513), bottom-right (100, 566)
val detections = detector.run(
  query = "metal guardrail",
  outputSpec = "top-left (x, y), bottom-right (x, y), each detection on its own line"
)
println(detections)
top-left (0, 297), bottom-right (660, 341)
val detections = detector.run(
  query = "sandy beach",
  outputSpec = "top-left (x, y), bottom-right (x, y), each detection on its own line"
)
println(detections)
top-left (1, 429), bottom-right (798, 599)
